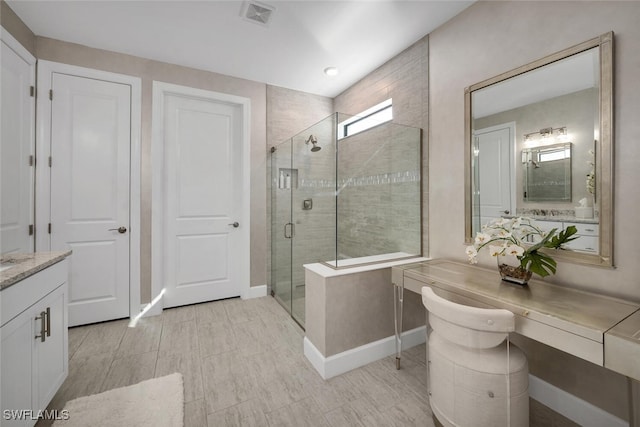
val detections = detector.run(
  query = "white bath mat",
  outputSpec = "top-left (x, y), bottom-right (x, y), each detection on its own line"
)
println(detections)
top-left (53, 373), bottom-right (184, 427)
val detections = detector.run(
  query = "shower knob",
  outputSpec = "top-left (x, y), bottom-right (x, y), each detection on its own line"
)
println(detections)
top-left (228, 222), bottom-right (240, 228)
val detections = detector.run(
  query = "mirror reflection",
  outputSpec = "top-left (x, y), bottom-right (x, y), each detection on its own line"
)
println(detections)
top-left (465, 32), bottom-right (614, 267)
top-left (522, 142), bottom-right (572, 203)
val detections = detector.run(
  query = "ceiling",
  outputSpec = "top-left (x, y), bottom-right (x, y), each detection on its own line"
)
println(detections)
top-left (7, 0), bottom-right (473, 97)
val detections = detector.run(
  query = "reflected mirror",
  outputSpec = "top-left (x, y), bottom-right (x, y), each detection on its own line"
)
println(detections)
top-left (465, 32), bottom-right (613, 267)
top-left (523, 143), bottom-right (572, 202)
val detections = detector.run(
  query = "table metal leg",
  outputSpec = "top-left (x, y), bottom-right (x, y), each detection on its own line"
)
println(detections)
top-left (630, 377), bottom-right (640, 427)
top-left (393, 281), bottom-right (404, 370)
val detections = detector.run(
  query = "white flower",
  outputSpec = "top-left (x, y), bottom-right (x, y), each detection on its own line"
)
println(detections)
top-left (506, 245), bottom-right (525, 257)
top-left (474, 232), bottom-right (491, 245)
top-left (488, 245), bottom-right (504, 257)
top-left (497, 229), bottom-right (512, 239)
top-left (465, 246), bottom-right (478, 264)
top-left (512, 217), bottom-right (523, 229)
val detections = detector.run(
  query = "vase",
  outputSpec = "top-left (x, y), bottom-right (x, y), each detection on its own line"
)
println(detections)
top-left (496, 256), bottom-right (532, 285)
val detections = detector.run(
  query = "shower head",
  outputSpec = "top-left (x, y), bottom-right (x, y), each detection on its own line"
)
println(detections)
top-left (305, 135), bottom-right (321, 152)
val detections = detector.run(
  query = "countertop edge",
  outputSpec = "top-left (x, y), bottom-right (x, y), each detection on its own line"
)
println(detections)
top-left (0, 251), bottom-right (72, 290)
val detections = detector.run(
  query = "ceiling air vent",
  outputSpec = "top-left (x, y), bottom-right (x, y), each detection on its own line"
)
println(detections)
top-left (241, 1), bottom-right (276, 27)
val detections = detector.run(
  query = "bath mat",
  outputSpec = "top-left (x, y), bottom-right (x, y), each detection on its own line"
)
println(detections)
top-left (53, 373), bottom-right (183, 427)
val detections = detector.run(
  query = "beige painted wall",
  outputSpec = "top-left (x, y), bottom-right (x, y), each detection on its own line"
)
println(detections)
top-left (1, 0), bottom-right (35, 55)
top-left (428, 1), bottom-right (640, 419)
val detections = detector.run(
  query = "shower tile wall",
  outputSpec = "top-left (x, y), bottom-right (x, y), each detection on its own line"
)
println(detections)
top-left (337, 123), bottom-right (421, 259)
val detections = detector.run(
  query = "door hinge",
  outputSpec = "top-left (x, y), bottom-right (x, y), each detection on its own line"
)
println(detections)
top-left (28, 224), bottom-right (34, 236)
top-left (29, 155), bottom-right (35, 166)
top-left (30, 86), bottom-right (35, 97)
top-left (48, 156), bottom-right (52, 167)
top-left (48, 223), bottom-right (52, 234)
top-left (49, 89), bottom-right (53, 101)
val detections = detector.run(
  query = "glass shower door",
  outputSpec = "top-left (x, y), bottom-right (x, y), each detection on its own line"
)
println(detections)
top-left (271, 138), bottom-right (294, 319)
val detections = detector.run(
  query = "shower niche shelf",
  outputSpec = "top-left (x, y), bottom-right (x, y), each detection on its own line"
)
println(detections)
top-left (278, 168), bottom-right (298, 189)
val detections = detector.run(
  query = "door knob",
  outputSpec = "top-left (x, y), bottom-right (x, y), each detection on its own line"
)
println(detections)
top-left (108, 226), bottom-right (127, 234)
top-left (503, 210), bottom-right (510, 215)
top-left (228, 222), bottom-right (240, 228)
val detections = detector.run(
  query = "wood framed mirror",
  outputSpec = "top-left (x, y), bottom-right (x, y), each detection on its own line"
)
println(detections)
top-left (464, 32), bottom-right (613, 268)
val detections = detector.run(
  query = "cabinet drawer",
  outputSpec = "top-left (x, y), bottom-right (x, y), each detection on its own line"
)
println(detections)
top-left (1, 259), bottom-right (68, 327)
top-left (565, 235), bottom-right (599, 253)
top-left (565, 222), bottom-right (599, 236)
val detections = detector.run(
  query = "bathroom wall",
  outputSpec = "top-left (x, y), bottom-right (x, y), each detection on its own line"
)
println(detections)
top-left (428, 1), bottom-right (640, 420)
top-left (334, 36), bottom-right (429, 258)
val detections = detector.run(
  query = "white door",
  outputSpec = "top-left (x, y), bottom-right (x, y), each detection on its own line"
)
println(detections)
top-left (0, 31), bottom-right (35, 255)
top-left (160, 91), bottom-right (244, 308)
top-left (49, 73), bottom-right (131, 326)
top-left (476, 124), bottom-right (514, 226)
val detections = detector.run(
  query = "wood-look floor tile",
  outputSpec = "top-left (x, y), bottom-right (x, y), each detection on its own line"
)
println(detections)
top-left (223, 297), bottom-right (260, 324)
top-left (195, 300), bottom-right (230, 325)
top-left (204, 374), bottom-right (259, 413)
top-left (100, 351), bottom-right (157, 392)
top-left (258, 374), bottom-right (309, 413)
top-left (162, 304), bottom-right (195, 324)
top-left (46, 352), bottom-right (114, 413)
top-left (384, 394), bottom-right (434, 427)
top-left (207, 407), bottom-right (268, 427)
top-left (158, 319), bottom-right (199, 357)
top-left (67, 325), bottom-right (90, 359)
top-left (184, 399), bottom-right (207, 427)
top-left (342, 368), bottom-right (402, 411)
top-left (116, 315), bottom-right (163, 357)
top-left (201, 351), bottom-right (247, 387)
top-left (198, 321), bottom-right (237, 358)
top-left (308, 375), bottom-right (361, 413)
top-left (155, 352), bottom-right (204, 403)
top-left (71, 319), bottom-right (128, 359)
top-left (264, 396), bottom-right (330, 427)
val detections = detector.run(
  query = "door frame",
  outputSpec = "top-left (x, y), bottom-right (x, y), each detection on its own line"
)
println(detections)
top-left (151, 81), bottom-right (251, 314)
top-left (36, 60), bottom-right (142, 322)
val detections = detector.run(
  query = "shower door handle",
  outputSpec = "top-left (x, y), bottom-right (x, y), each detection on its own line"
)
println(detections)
top-left (284, 223), bottom-right (295, 239)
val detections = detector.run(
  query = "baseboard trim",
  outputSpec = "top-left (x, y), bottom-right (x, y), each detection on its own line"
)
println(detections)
top-left (242, 284), bottom-right (267, 299)
top-left (304, 326), bottom-right (427, 380)
top-left (529, 374), bottom-right (627, 427)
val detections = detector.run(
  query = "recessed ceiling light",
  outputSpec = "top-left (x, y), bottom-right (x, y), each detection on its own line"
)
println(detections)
top-left (324, 67), bottom-right (339, 77)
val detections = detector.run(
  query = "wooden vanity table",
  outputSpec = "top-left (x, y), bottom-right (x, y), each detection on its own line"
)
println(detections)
top-left (392, 259), bottom-right (640, 425)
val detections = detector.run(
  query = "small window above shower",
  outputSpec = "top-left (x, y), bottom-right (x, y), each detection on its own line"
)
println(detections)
top-left (338, 98), bottom-right (392, 139)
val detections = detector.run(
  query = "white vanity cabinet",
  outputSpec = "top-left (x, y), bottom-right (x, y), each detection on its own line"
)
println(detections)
top-left (1, 258), bottom-right (68, 426)
top-left (528, 219), bottom-right (599, 253)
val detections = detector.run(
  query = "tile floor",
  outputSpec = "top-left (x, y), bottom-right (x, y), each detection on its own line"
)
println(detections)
top-left (38, 295), bottom-right (577, 427)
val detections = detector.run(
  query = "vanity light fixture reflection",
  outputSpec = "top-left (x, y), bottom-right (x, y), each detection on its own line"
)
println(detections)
top-left (524, 126), bottom-right (567, 142)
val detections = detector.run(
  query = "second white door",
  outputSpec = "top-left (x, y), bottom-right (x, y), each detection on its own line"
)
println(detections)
top-left (160, 89), bottom-right (244, 308)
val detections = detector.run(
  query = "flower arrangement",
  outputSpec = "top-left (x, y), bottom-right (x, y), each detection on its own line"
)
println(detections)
top-left (466, 217), bottom-right (578, 279)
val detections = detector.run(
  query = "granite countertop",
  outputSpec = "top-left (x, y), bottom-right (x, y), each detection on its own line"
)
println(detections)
top-left (0, 251), bottom-right (72, 291)
top-left (504, 214), bottom-right (599, 225)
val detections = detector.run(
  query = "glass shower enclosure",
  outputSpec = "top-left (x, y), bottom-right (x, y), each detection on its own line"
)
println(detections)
top-left (270, 113), bottom-right (422, 328)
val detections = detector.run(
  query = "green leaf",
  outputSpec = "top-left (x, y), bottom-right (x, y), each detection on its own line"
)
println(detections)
top-left (544, 225), bottom-right (579, 249)
top-left (521, 252), bottom-right (557, 277)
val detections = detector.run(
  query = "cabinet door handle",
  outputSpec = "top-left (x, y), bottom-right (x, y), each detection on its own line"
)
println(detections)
top-left (45, 307), bottom-right (51, 337)
top-left (35, 311), bottom-right (46, 342)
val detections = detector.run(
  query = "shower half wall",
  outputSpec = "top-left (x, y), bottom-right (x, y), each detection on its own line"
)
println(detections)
top-left (270, 113), bottom-right (422, 327)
